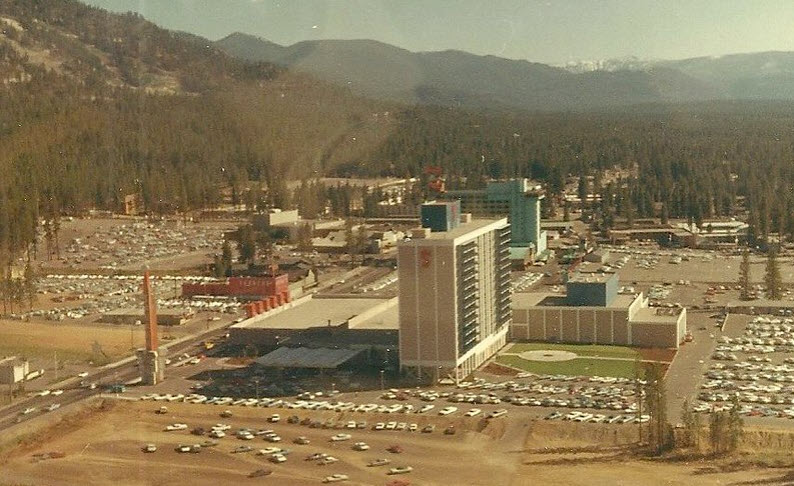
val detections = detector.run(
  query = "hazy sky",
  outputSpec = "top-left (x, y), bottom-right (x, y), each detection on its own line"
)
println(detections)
top-left (81, 0), bottom-right (794, 64)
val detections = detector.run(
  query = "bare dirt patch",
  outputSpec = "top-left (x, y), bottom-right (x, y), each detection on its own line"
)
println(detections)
top-left (5, 400), bottom-right (794, 486)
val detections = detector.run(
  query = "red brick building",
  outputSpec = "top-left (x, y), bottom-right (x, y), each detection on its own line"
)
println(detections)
top-left (182, 275), bottom-right (290, 300)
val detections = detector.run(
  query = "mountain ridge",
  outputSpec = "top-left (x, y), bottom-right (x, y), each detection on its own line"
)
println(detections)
top-left (216, 32), bottom-right (794, 111)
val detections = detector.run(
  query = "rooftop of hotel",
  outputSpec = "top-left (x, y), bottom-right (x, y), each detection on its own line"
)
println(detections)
top-left (633, 306), bottom-right (684, 323)
top-left (567, 272), bottom-right (616, 284)
top-left (404, 218), bottom-right (506, 242)
top-left (512, 291), bottom-right (637, 309)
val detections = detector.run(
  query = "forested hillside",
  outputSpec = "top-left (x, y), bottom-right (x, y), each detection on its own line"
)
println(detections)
top-left (2, 0), bottom-right (794, 273)
top-left (0, 0), bottom-right (395, 267)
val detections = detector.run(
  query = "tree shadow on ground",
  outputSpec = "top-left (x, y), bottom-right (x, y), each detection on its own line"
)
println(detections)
top-left (522, 450), bottom-right (631, 467)
top-left (521, 444), bottom-right (636, 455)
top-left (727, 470), bottom-right (794, 485)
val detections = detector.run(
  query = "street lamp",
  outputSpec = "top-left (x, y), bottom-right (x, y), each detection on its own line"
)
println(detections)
top-left (253, 377), bottom-right (260, 400)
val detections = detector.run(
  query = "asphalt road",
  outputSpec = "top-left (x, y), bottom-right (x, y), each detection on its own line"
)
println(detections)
top-left (0, 320), bottom-right (236, 432)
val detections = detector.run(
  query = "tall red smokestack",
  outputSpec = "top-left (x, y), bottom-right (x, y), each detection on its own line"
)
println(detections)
top-left (143, 270), bottom-right (159, 351)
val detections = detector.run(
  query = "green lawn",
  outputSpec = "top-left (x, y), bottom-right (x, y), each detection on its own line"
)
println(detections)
top-left (504, 342), bottom-right (641, 360)
top-left (495, 354), bottom-right (638, 379)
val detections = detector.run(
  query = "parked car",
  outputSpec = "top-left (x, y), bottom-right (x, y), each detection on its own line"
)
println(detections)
top-left (323, 474), bottom-right (349, 483)
top-left (388, 466), bottom-right (414, 475)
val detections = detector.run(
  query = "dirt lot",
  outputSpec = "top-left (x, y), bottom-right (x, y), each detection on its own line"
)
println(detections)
top-left (0, 319), bottom-right (143, 364)
top-left (0, 313), bottom-right (228, 366)
top-left (3, 400), bottom-right (794, 486)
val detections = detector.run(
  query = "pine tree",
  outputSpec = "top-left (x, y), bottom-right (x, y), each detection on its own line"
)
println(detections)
top-left (221, 240), bottom-right (233, 276)
top-left (213, 255), bottom-right (226, 279)
top-left (739, 250), bottom-right (751, 301)
top-left (764, 247), bottom-right (783, 300)
top-left (577, 175), bottom-right (588, 204)
top-left (709, 411), bottom-right (725, 455)
top-left (296, 223), bottom-right (313, 252)
top-left (681, 399), bottom-right (695, 448)
top-left (727, 395), bottom-right (743, 452)
top-left (691, 407), bottom-right (702, 451)
top-left (644, 363), bottom-right (670, 454)
top-left (23, 263), bottom-right (35, 310)
top-left (236, 225), bottom-right (257, 265)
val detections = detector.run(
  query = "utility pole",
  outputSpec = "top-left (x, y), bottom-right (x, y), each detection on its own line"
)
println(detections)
top-left (636, 375), bottom-right (643, 444)
top-left (379, 369), bottom-right (385, 391)
top-left (54, 351), bottom-right (58, 382)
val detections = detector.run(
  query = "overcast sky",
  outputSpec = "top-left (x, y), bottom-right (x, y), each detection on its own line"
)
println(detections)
top-left (81, 0), bottom-right (794, 64)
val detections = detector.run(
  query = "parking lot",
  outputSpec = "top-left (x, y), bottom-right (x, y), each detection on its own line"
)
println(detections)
top-left (8, 390), bottom-right (794, 486)
top-left (36, 218), bottom-right (232, 272)
top-left (694, 313), bottom-right (794, 423)
top-left (1, 399), bottom-right (523, 486)
top-left (7, 274), bottom-right (242, 323)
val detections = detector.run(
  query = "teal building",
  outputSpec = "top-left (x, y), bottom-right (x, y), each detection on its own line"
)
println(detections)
top-left (445, 179), bottom-right (547, 258)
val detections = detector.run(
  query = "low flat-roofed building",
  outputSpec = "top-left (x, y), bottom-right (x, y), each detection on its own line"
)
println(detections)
top-left (99, 308), bottom-right (194, 326)
top-left (254, 347), bottom-right (366, 369)
top-left (252, 209), bottom-right (300, 229)
top-left (608, 226), bottom-right (693, 247)
top-left (229, 297), bottom-right (398, 350)
top-left (511, 275), bottom-right (686, 349)
top-left (0, 356), bottom-right (29, 384)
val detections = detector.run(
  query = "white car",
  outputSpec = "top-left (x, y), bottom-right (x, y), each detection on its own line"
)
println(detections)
top-left (257, 447), bottom-right (283, 455)
top-left (165, 423), bottom-right (188, 431)
top-left (77, 372), bottom-right (89, 378)
top-left (268, 414), bottom-right (281, 423)
top-left (438, 406), bottom-right (458, 416)
top-left (323, 474), bottom-right (349, 483)
top-left (487, 409), bottom-right (508, 419)
top-left (388, 466), bottom-right (414, 475)
top-left (269, 454), bottom-right (287, 463)
top-left (209, 430), bottom-right (226, 438)
top-left (46, 403), bottom-right (61, 412)
top-left (51, 389), bottom-right (63, 396)
top-left (465, 408), bottom-right (482, 417)
top-left (352, 442), bottom-right (370, 451)
top-left (330, 433), bottom-right (352, 442)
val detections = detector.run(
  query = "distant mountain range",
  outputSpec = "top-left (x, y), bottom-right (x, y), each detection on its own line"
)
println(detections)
top-left (217, 33), bottom-right (794, 111)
